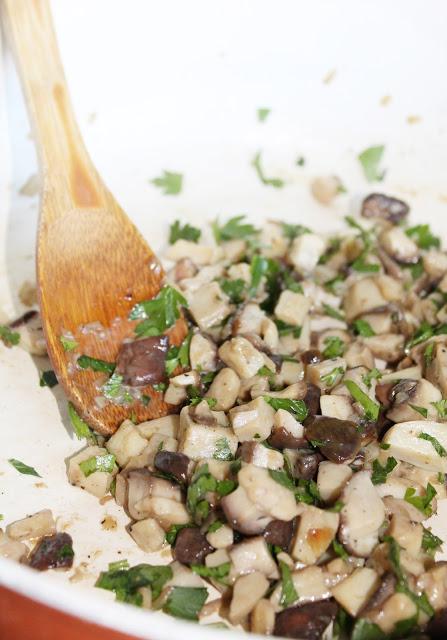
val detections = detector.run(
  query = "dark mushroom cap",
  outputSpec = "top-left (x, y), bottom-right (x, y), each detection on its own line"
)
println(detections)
top-left (263, 518), bottom-right (296, 551)
top-left (273, 601), bottom-right (338, 639)
top-left (426, 608), bottom-right (447, 640)
top-left (154, 450), bottom-right (191, 484)
top-left (301, 350), bottom-right (323, 366)
top-left (305, 416), bottom-right (362, 463)
top-left (173, 526), bottom-right (213, 565)
top-left (361, 193), bottom-right (409, 224)
top-left (293, 450), bottom-right (323, 480)
top-left (268, 427), bottom-right (307, 450)
top-left (303, 384), bottom-right (321, 417)
top-left (359, 572), bottom-right (397, 616)
top-left (115, 335), bottom-right (169, 386)
top-left (28, 532), bottom-right (74, 571)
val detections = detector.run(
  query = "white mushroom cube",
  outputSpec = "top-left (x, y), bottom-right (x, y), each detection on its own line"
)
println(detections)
top-left (189, 333), bottom-right (217, 372)
top-left (238, 464), bottom-right (298, 522)
top-left (68, 445), bottom-right (118, 498)
top-left (129, 518), bottom-right (165, 552)
top-left (106, 420), bottom-right (148, 467)
top-left (426, 342), bottom-right (447, 397)
top-left (229, 536), bottom-right (279, 579)
top-left (233, 303), bottom-right (266, 335)
top-left (136, 415), bottom-right (179, 439)
top-left (363, 334), bottom-right (405, 363)
top-left (317, 462), bottom-right (353, 503)
top-left (270, 565), bottom-right (330, 608)
top-left (289, 234), bottom-right (327, 275)
top-left (382, 420), bottom-right (447, 473)
top-left (219, 337), bottom-right (265, 378)
top-left (250, 599), bottom-right (276, 635)
top-left (320, 394), bottom-right (352, 420)
top-left (166, 239), bottom-right (223, 265)
top-left (343, 278), bottom-right (388, 322)
top-left (229, 396), bottom-right (275, 441)
top-left (331, 568), bottom-right (380, 617)
top-left (206, 523), bottom-right (234, 549)
top-left (189, 282), bottom-right (231, 331)
top-left (307, 357), bottom-right (346, 391)
top-left (6, 509), bottom-right (55, 541)
top-left (178, 406), bottom-right (238, 461)
top-left (141, 497), bottom-right (190, 530)
top-left (423, 250), bottom-right (447, 279)
top-left (274, 290), bottom-right (311, 327)
top-left (273, 408), bottom-right (304, 439)
top-left (206, 368), bottom-right (241, 411)
top-left (0, 536), bottom-right (28, 562)
top-left (388, 514), bottom-right (423, 558)
top-left (229, 572), bottom-right (270, 624)
top-left (290, 505), bottom-right (339, 564)
top-left (369, 593), bottom-right (417, 634)
top-left (239, 442), bottom-right (284, 470)
top-left (379, 227), bottom-right (419, 264)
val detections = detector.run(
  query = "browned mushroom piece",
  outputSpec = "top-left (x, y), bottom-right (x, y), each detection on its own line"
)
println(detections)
top-left (301, 350), bottom-right (323, 366)
top-left (9, 309), bottom-right (39, 328)
top-left (305, 416), bottom-right (362, 464)
top-left (268, 427), bottom-right (306, 450)
top-left (28, 532), bottom-right (74, 571)
top-left (115, 335), bottom-right (169, 386)
top-left (361, 193), bottom-right (409, 224)
top-left (375, 382), bottom-right (395, 408)
top-left (154, 450), bottom-right (192, 485)
top-left (273, 601), bottom-right (338, 639)
top-left (303, 383), bottom-right (321, 416)
top-left (294, 449), bottom-right (323, 480)
top-left (263, 518), bottom-right (296, 551)
top-left (359, 572), bottom-right (397, 616)
top-left (173, 526), bottom-right (213, 565)
top-left (426, 608), bottom-right (447, 639)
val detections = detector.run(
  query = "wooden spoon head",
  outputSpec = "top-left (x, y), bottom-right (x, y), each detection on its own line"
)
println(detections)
top-left (38, 197), bottom-right (186, 435)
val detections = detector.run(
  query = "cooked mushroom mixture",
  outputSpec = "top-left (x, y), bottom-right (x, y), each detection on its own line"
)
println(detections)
top-left (34, 195), bottom-right (447, 637)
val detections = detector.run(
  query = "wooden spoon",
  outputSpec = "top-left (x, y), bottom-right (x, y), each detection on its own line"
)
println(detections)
top-left (2, 0), bottom-right (186, 434)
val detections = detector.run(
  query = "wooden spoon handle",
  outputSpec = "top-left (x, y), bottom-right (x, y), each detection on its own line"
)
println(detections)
top-left (2, 0), bottom-right (103, 213)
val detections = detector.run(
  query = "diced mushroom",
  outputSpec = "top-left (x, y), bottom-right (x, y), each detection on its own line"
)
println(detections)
top-left (286, 449), bottom-right (322, 480)
top-left (170, 257), bottom-right (197, 281)
top-left (379, 227), bottom-right (419, 264)
top-left (205, 368), bottom-right (240, 411)
top-left (305, 416), bottom-right (362, 463)
top-left (250, 598), bottom-right (276, 635)
top-left (180, 264), bottom-right (225, 294)
top-left (359, 572), bottom-right (397, 616)
top-left (275, 360), bottom-right (304, 387)
top-left (115, 336), bottom-right (168, 386)
top-left (229, 572), bottom-right (270, 624)
top-left (289, 234), bottom-right (327, 275)
top-left (426, 342), bottom-right (447, 397)
top-left (273, 601), bottom-right (338, 639)
top-left (304, 384), bottom-right (321, 416)
top-left (229, 536), bottom-right (279, 579)
top-left (274, 291), bottom-right (311, 327)
top-left (362, 334), bottom-right (404, 363)
top-left (339, 471), bottom-right (385, 556)
top-left (125, 434), bottom-right (178, 471)
top-left (129, 518), bottom-right (165, 552)
top-left (229, 396), bottom-right (275, 442)
top-left (310, 175), bottom-right (343, 205)
top-left (290, 505), bottom-right (339, 564)
top-left (386, 513), bottom-right (422, 558)
top-left (173, 526), bottom-right (213, 565)
top-left (382, 420), bottom-right (447, 473)
top-left (319, 394), bottom-right (353, 420)
top-left (28, 532), bottom-right (74, 571)
top-left (189, 282), bottom-right (231, 331)
top-left (125, 470), bottom-right (182, 520)
top-left (106, 420), bottom-right (148, 467)
top-left (154, 450), bottom-right (192, 484)
top-left (382, 496), bottom-right (427, 524)
top-left (177, 405), bottom-right (238, 460)
top-left (343, 278), bottom-right (388, 322)
top-left (6, 510), bottom-right (55, 541)
top-left (166, 239), bottom-right (223, 265)
top-left (238, 464), bottom-right (298, 522)
top-left (0, 535), bottom-right (28, 562)
top-left (268, 409), bottom-right (305, 449)
top-left (417, 564), bottom-right (447, 611)
top-left (136, 415), bottom-right (179, 439)
top-left (306, 357), bottom-right (346, 391)
top-left (358, 312), bottom-right (392, 335)
top-left (232, 303), bottom-right (266, 336)
top-left (361, 193), bottom-right (409, 224)
top-left (366, 592), bottom-right (417, 634)
top-left (263, 519), bottom-right (296, 552)
top-left (219, 336), bottom-right (266, 378)
top-left (166, 560), bottom-right (205, 588)
top-left (10, 311), bottom-right (47, 356)
top-left (423, 250), bottom-right (447, 279)
top-left (164, 383), bottom-right (188, 405)
top-left (189, 333), bottom-right (217, 372)
top-left (222, 239), bottom-right (247, 262)
top-left (139, 496), bottom-right (190, 530)
top-left (239, 441), bottom-right (284, 470)
top-left (221, 485), bottom-right (272, 535)
top-left (426, 608), bottom-right (447, 639)
top-left (68, 445), bottom-right (118, 499)
top-left (380, 366), bottom-right (422, 384)
top-left (206, 524), bottom-right (234, 549)
top-left (261, 317), bottom-right (279, 350)
top-left (317, 461), bottom-right (353, 503)
top-left (332, 568), bottom-right (380, 617)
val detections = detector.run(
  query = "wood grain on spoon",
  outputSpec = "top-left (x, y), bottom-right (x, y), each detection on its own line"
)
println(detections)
top-left (2, 0), bottom-right (186, 434)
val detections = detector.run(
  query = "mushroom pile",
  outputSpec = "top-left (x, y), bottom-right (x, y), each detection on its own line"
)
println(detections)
top-left (62, 195), bottom-right (447, 637)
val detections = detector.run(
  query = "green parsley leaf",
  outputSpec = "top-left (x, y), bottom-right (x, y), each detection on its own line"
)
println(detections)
top-left (344, 380), bottom-right (380, 421)
top-left (216, 479), bottom-right (237, 496)
top-left (77, 355), bottom-right (116, 374)
top-left (282, 269), bottom-right (304, 294)
top-left (39, 370), bottom-right (58, 388)
top-left (324, 275), bottom-right (344, 294)
top-left (406, 224), bottom-right (440, 250)
top-left (252, 151), bottom-right (284, 188)
top-left (207, 520), bottom-right (223, 534)
top-left (169, 220), bottom-right (201, 244)
top-left (351, 254), bottom-right (380, 273)
top-left (281, 223), bottom-right (311, 240)
top-left (409, 260), bottom-right (424, 280)
top-left (79, 453), bottom-right (116, 477)
top-left (362, 368), bottom-right (382, 390)
top-left (322, 336), bottom-right (345, 359)
top-left (8, 458), bottom-right (41, 478)
top-left (58, 543), bottom-right (75, 560)
top-left (153, 382), bottom-right (167, 392)
top-left (191, 562), bottom-right (230, 583)
top-left (263, 397), bottom-right (308, 422)
top-left (165, 524), bottom-right (193, 546)
top-left (332, 539), bottom-right (349, 560)
top-left (68, 402), bottom-right (97, 442)
top-left (422, 527), bottom-right (443, 554)
top-left (322, 303), bottom-right (345, 321)
top-left (329, 500), bottom-right (344, 513)
top-left (211, 215), bottom-right (259, 244)
top-left (60, 335), bottom-right (78, 351)
top-left (344, 216), bottom-right (372, 247)
top-left (352, 319), bottom-right (376, 337)
top-left (358, 145), bottom-right (385, 182)
top-left (165, 332), bottom-right (192, 376)
top-left (279, 560), bottom-right (298, 607)
top-left (424, 342), bottom-right (435, 367)
top-left (96, 563), bottom-right (173, 602)
top-left (163, 586), bottom-right (208, 620)
top-left (129, 285), bottom-right (187, 338)
top-left (249, 254), bottom-right (270, 296)
top-left (268, 468), bottom-right (295, 491)
top-left (0, 325), bottom-right (20, 347)
top-left (380, 443), bottom-right (391, 450)
top-left (108, 559), bottom-right (130, 572)
top-left (213, 437), bottom-right (234, 462)
top-left (432, 399), bottom-right (447, 419)
top-left (257, 365), bottom-right (275, 379)
top-left (371, 457), bottom-right (398, 485)
top-left (219, 278), bottom-right (246, 304)
top-left (141, 394), bottom-right (151, 406)
top-left (152, 170), bottom-right (183, 195)
top-left (102, 372), bottom-right (132, 404)
top-left (406, 321), bottom-right (434, 350)
top-left (296, 156), bottom-right (305, 166)
top-left (257, 108), bottom-right (271, 122)
top-left (295, 478), bottom-right (321, 505)
top-left (187, 465), bottom-right (217, 521)
top-left (351, 619), bottom-right (386, 640)
top-left (404, 483), bottom-right (437, 517)
top-left (409, 404), bottom-right (428, 418)
top-left (320, 366), bottom-right (345, 387)
top-left (274, 319), bottom-right (302, 338)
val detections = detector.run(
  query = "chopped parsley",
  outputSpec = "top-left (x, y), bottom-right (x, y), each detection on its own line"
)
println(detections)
top-left (165, 524), bottom-right (192, 546)
top-left (165, 332), bottom-right (191, 376)
top-left (406, 224), bottom-right (440, 250)
top-left (432, 399), bottom-right (447, 419)
top-left (281, 223), bottom-right (311, 240)
top-left (274, 319), bottom-right (302, 338)
top-left (332, 539), bottom-right (349, 560)
top-left (322, 303), bottom-right (345, 321)
top-left (249, 254), bottom-right (270, 296)
top-left (39, 370), bottom-right (58, 388)
top-left (252, 151), bottom-right (284, 188)
top-left (212, 215), bottom-right (259, 244)
top-left (60, 335), bottom-right (78, 351)
top-left (169, 220), bottom-right (201, 244)
top-left (320, 366), bottom-right (345, 387)
top-left (101, 372), bottom-right (132, 404)
top-left (219, 278), bottom-right (246, 304)
top-left (108, 559), bottom-right (129, 572)
top-left (129, 285), bottom-right (187, 338)
top-left (279, 561), bottom-right (298, 607)
top-left (322, 336), bottom-right (345, 359)
top-left (406, 321), bottom-right (434, 350)
top-left (351, 254), bottom-right (380, 273)
top-left (344, 380), bottom-right (380, 421)
top-left (207, 520), bottom-right (224, 533)
top-left (96, 562), bottom-right (173, 603)
top-left (352, 319), bottom-right (376, 337)
top-left (419, 431), bottom-right (447, 457)
top-left (151, 170), bottom-right (183, 195)
top-left (269, 468), bottom-right (295, 491)
top-left (77, 355), bottom-right (115, 374)
top-left (263, 397), bottom-right (308, 422)
top-left (404, 483), bottom-right (437, 517)
top-left (187, 464), bottom-right (235, 522)
top-left (409, 404), bottom-right (428, 418)
top-left (68, 402), bottom-right (97, 442)
top-left (362, 368), bottom-right (382, 389)
top-left (153, 382), bottom-right (167, 392)
top-left (422, 527), bottom-right (443, 555)
top-left (8, 458), bottom-right (41, 478)
top-left (358, 145), bottom-right (385, 182)
top-left (371, 457), bottom-right (398, 485)
top-left (163, 586), bottom-right (208, 620)
top-left (79, 453), bottom-right (116, 477)
top-left (191, 562), bottom-right (230, 583)
top-left (257, 108), bottom-right (271, 122)
top-left (296, 156), bottom-right (305, 166)
top-left (213, 437), bottom-right (234, 462)
top-left (0, 325), bottom-right (20, 347)
top-left (424, 342), bottom-right (435, 367)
